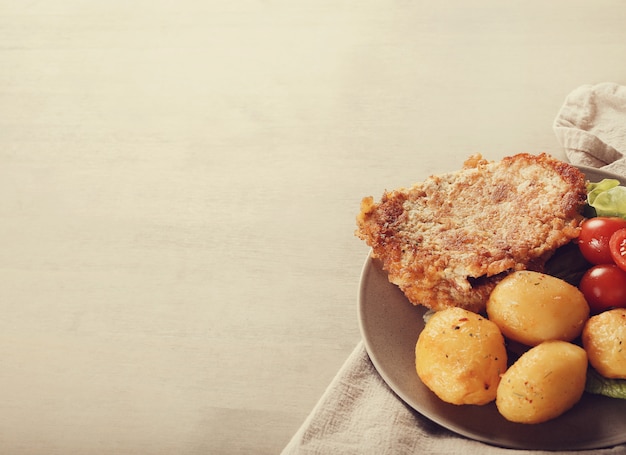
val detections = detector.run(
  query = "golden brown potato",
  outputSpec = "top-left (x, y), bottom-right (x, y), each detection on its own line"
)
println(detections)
top-left (582, 308), bottom-right (626, 379)
top-left (415, 307), bottom-right (507, 405)
top-left (496, 340), bottom-right (587, 424)
top-left (486, 271), bottom-right (589, 346)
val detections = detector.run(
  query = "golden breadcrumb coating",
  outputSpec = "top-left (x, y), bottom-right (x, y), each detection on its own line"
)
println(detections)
top-left (356, 153), bottom-right (587, 313)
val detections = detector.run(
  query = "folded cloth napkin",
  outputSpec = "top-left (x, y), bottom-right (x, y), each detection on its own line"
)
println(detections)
top-left (554, 82), bottom-right (626, 176)
top-left (282, 84), bottom-right (626, 455)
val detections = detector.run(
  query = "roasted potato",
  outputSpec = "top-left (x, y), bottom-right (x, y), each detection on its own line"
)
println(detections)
top-left (415, 307), bottom-right (507, 405)
top-left (582, 308), bottom-right (626, 379)
top-left (486, 271), bottom-right (589, 346)
top-left (496, 340), bottom-right (587, 424)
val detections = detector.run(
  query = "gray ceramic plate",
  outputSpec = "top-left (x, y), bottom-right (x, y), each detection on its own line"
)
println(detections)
top-left (358, 165), bottom-right (626, 451)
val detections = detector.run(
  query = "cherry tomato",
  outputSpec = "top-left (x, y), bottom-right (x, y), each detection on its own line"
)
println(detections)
top-left (579, 264), bottom-right (626, 313)
top-left (610, 228), bottom-right (626, 272)
top-left (577, 217), bottom-right (626, 265)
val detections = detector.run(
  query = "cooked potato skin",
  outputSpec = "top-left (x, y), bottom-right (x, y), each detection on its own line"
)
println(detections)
top-left (415, 307), bottom-right (507, 406)
top-left (486, 271), bottom-right (589, 346)
top-left (582, 308), bottom-right (626, 379)
top-left (496, 341), bottom-right (587, 424)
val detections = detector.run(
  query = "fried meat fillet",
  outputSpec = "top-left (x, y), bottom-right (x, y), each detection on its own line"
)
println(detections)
top-left (355, 153), bottom-right (587, 313)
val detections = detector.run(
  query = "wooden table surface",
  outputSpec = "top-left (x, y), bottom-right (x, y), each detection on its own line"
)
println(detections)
top-left (2, 1), bottom-right (626, 453)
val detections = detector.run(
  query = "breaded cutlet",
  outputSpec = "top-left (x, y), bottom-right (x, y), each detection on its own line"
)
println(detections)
top-left (355, 153), bottom-right (587, 313)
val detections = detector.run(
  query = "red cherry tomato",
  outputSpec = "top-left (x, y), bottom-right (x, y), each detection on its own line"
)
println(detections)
top-left (577, 217), bottom-right (626, 265)
top-left (579, 264), bottom-right (626, 313)
top-left (610, 228), bottom-right (626, 272)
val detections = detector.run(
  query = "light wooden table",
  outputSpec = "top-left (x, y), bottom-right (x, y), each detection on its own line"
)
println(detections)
top-left (2, 1), bottom-right (626, 453)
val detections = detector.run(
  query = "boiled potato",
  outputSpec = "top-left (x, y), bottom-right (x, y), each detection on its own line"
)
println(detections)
top-left (486, 271), bottom-right (589, 346)
top-left (415, 307), bottom-right (507, 405)
top-left (582, 308), bottom-right (626, 379)
top-left (496, 340), bottom-right (587, 424)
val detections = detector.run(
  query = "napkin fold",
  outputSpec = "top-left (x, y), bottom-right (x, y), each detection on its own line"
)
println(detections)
top-left (282, 83), bottom-right (626, 455)
top-left (554, 82), bottom-right (626, 175)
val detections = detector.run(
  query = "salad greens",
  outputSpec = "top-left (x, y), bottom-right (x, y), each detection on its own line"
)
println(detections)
top-left (585, 368), bottom-right (626, 399)
top-left (586, 179), bottom-right (626, 218)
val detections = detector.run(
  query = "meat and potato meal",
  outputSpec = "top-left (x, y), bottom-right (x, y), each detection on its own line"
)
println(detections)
top-left (356, 153), bottom-right (626, 426)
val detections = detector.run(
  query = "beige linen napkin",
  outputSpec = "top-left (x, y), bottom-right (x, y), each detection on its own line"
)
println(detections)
top-left (554, 82), bottom-right (626, 176)
top-left (281, 84), bottom-right (626, 455)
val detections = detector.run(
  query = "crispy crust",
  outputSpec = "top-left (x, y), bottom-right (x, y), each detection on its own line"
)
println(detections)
top-left (356, 153), bottom-right (587, 313)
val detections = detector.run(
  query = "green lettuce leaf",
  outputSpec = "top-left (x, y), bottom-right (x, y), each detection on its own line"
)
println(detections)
top-left (586, 179), bottom-right (626, 218)
top-left (585, 368), bottom-right (626, 399)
